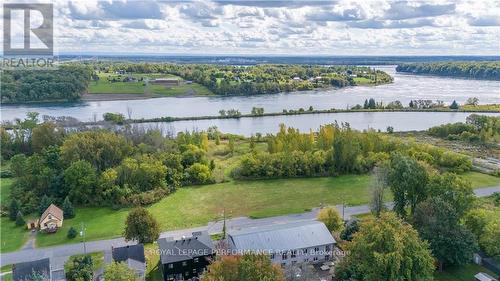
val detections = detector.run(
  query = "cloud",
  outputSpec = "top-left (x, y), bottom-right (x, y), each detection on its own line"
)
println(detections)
top-left (49, 0), bottom-right (500, 55)
top-left (68, 0), bottom-right (164, 20)
top-left (384, 1), bottom-right (456, 20)
top-left (468, 15), bottom-right (500, 26)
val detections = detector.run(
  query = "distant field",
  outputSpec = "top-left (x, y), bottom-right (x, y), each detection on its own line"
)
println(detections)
top-left (88, 72), bottom-right (213, 96)
top-left (353, 77), bottom-right (373, 85)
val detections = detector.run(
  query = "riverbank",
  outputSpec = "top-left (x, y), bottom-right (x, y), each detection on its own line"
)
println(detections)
top-left (115, 106), bottom-right (500, 125)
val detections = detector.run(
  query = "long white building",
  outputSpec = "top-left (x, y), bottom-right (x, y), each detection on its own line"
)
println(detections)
top-left (227, 220), bottom-right (336, 267)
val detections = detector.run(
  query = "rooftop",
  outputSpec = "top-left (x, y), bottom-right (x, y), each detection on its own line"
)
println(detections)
top-left (12, 258), bottom-right (50, 281)
top-left (112, 244), bottom-right (145, 264)
top-left (158, 232), bottom-right (214, 264)
top-left (228, 220), bottom-right (336, 252)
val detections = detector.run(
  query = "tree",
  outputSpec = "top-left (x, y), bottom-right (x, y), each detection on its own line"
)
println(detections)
top-left (31, 122), bottom-right (63, 153)
top-left (124, 207), bottom-right (160, 243)
top-left (335, 213), bottom-right (434, 281)
top-left (317, 207), bottom-right (344, 233)
top-left (370, 165), bottom-right (388, 217)
top-left (9, 199), bottom-right (20, 221)
top-left (62, 196), bottom-right (75, 219)
top-left (480, 221), bottom-right (500, 259)
top-left (427, 173), bottom-right (474, 217)
top-left (38, 195), bottom-right (53, 216)
top-left (64, 160), bottom-right (98, 204)
top-left (228, 136), bottom-right (235, 154)
top-left (185, 163), bottom-right (214, 185)
top-left (67, 227), bottom-right (78, 239)
top-left (466, 97), bottom-right (479, 106)
top-left (65, 255), bottom-right (93, 281)
top-left (449, 100), bottom-right (459, 109)
top-left (16, 211), bottom-right (25, 226)
top-left (340, 219), bottom-right (359, 241)
top-left (103, 262), bottom-right (140, 281)
top-left (388, 154), bottom-right (429, 218)
top-left (201, 254), bottom-right (284, 281)
top-left (412, 197), bottom-right (478, 269)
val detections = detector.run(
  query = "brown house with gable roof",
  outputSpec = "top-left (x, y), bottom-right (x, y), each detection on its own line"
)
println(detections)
top-left (27, 204), bottom-right (64, 232)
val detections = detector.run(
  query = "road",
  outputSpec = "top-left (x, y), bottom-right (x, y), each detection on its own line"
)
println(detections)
top-left (1, 185), bottom-right (498, 267)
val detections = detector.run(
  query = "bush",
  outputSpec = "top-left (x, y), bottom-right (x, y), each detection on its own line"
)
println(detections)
top-left (0, 170), bottom-right (12, 178)
top-left (103, 112), bottom-right (125, 124)
top-left (67, 227), bottom-right (78, 239)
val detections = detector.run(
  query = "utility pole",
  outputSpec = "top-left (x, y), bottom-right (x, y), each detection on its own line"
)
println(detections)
top-left (80, 222), bottom-right (87, 254)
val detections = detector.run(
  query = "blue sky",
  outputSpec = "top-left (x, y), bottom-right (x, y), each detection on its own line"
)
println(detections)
top-left (4, 0), bottom-right (500, 55)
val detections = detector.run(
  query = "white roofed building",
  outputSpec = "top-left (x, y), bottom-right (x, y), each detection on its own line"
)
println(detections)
top-left (227, 220), bottom-right (336, 267)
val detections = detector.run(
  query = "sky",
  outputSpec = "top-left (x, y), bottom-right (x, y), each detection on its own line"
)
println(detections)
top-left (2, 0), bottom-right (500, 55)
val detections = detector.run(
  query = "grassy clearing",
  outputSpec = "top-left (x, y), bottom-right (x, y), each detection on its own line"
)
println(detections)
top-left (0, 217), bottom-right (29, 253)
top-left (88, 72), bottom-right (213, 96)
top-left (149, 83), bottom-right (213, 96)
top-left (0, 178), bottom-right (13, 206)
top-left (463, 171), bottom-right (500, 188)
top-left (434, 264), bottom-right (498, 281)
top-left (3, 171), bottom-right (498, 251)
top-left (353, 77), bottom-right (373, 85)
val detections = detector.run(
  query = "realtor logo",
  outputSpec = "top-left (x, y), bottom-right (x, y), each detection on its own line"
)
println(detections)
top-left (3, 3), bottom-right (53, 55)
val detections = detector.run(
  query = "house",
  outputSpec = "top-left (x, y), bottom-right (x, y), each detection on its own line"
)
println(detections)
top-left (292, 77), bottom-right (301, 81)
top-left (13, 258), bottom-right (51, 281)
top-left (227, 221), bottom-right (336, 267)
top-left (475, 272), bottom-right (498, 281)
top-left (151, 78), bottom-right (180, 86)
top-left (37, 204), bottom-right (64, 232)
top-left (107, 244), bottom-right (146, 280)
top-left (158, 231), bottom-right (215, 281)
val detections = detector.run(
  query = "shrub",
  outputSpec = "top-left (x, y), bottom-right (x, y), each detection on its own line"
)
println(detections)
top-left (67, 227), bottom-right (78, 239)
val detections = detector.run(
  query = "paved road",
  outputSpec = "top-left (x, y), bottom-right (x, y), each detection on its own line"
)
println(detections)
top-left (1, 185), bottom-right (498, 267)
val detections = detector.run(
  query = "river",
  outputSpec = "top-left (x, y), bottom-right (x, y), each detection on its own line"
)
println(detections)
top-left (1, 66), bottom-right (499, 135)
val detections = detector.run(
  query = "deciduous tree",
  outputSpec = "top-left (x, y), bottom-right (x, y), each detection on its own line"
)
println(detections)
top-left (201, 254), bottom-right (284, 281)
top-left (124, 207), bottom-right (160, 243)
top-left (103, 262), bottom-right (140, 281)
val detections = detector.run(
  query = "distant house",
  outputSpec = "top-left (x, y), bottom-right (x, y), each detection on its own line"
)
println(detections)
top-left (151, 78), bottom-right (180, 86)
top-left (107, 244), bottom-right (146, 280)
top-left (227, 221), bottom-right (336, 267)
top-left (158, 231), bottom-right (215, 281)
top-left (13, 258), bottom-right (51, 281)
top-left (27, 204), bottom-right (64, 232)
top-left (292, 76), bottom-right (301, 81)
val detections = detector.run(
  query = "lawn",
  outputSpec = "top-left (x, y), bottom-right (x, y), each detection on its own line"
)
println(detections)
top-left (0, 217), bottom-right (30, 253)
top-left (434, 263), bottom-right (498, 281)
top-left (88, 72), bottom-right (213, 96)
top-left (148, 83), bottom-right (213, 96)
top-left (4, 171), bottom-right (499, 251)
top-left (353, 77), bottom-right (373, 85)
top-left (0, 178), bottom-right (13, 206)
top-left (463, 171), bottom-right (500, 188)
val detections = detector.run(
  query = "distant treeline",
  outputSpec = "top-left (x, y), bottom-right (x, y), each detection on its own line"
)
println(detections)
top-left (396, 62), bottom-right (500, 80)
top-left (1, 65), bottom-right (93, 103)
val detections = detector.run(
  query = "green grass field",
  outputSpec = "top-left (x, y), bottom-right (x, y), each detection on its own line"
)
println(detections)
top-left (88, 72), bottom-right (213, 96)
top-left (28, 171), bottom-right (500, 250)
top-left (1, 170), bottom-right (498, 251)
top-left (434, 264), bottom-right (498, 281)
top-left (0, 178), bottom-right (13, 207)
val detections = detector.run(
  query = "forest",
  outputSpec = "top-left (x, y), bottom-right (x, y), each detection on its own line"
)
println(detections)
top-left (396, 61), bottom-right (500, 80)
top-left (1, 65), bottom-right (93, 103)
top-left (428, 114), bottom-right (499, 144)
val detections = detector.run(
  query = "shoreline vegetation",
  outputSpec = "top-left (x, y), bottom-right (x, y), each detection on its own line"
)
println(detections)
top-left (1, 103), bottom-right (498, 130)
top-left (396, 61), bottom-right (500, 80)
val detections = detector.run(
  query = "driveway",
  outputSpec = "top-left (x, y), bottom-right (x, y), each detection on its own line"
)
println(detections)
top-left (1, 185), bottom-right (498, 267)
